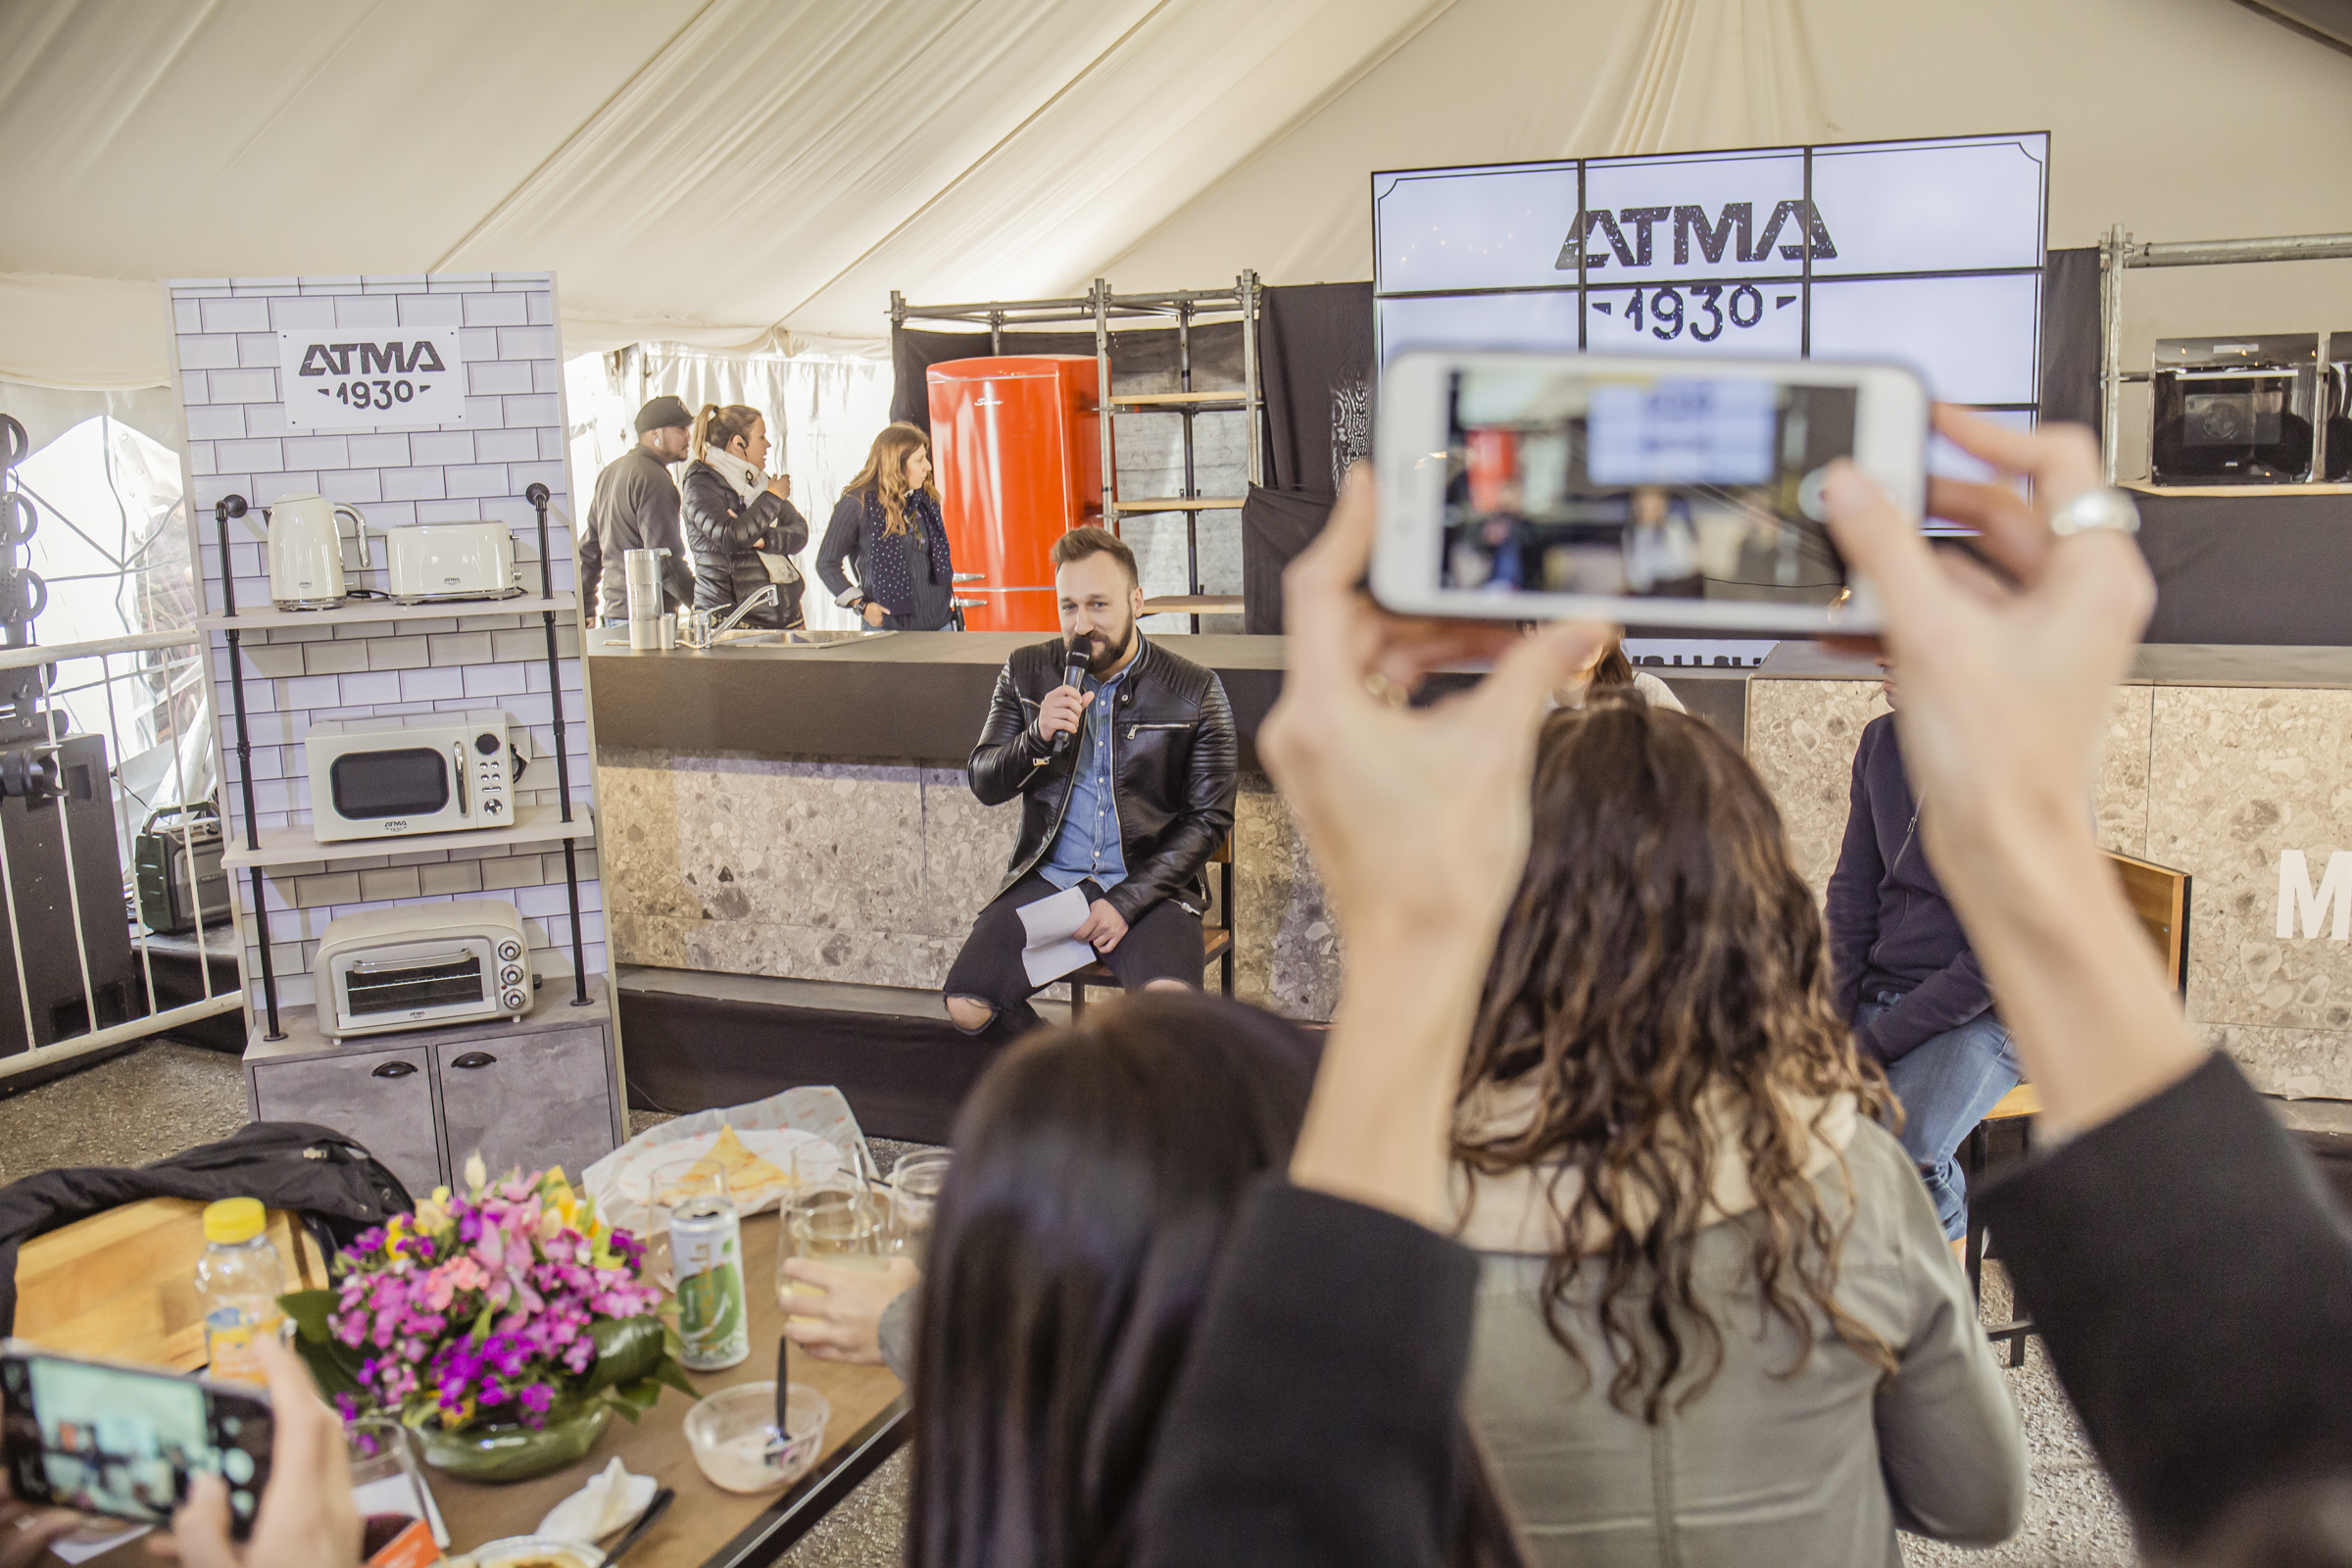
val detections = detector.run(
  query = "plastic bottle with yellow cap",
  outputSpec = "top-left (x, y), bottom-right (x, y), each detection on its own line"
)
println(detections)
top-left (196, 1198), bottom-right (284, 1384)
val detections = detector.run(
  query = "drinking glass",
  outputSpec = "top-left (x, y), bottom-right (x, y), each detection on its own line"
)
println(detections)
top-left (345, 1417), bottom-right (435, 1557)
top-left (888, 1150), bottom-right (952, 1259)
top-left (649, 1155), bottom-right (731, 1287)
top-left (777, 1143), bottom-right (868, 1314)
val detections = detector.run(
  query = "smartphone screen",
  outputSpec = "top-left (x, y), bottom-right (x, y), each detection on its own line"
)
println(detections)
top-left (1, 1347), bottom-right (272, 1537)
top-left (1440, 365), bottom-right (1857, 606)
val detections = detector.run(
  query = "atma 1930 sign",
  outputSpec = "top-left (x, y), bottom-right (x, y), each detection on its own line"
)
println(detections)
top-left (1370, 133), bottom-right (2049, 409)
top-left (276, 325), bottom-right (467, 431)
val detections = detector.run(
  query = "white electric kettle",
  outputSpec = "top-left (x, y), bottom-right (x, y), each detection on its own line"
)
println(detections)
top-left (250, 492), bottom-right (370, 610)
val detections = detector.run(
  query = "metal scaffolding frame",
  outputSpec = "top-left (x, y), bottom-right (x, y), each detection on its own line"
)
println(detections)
top-left (892, 275), bottom-right (1263, 629)
top-left (2098, 226), bottom-right (2352, 480)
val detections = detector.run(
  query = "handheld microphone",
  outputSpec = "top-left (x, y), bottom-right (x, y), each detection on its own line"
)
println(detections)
top-left (1051, 641), bottom-right (1092, 758)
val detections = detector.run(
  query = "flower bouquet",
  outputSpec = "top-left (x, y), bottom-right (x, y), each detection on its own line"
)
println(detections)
top-left (280, 1156), bottom-right (698, 1483)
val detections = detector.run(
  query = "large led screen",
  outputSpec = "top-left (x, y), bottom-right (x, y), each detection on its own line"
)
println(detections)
top-left (1373, 133), bottom-right (2049, 429)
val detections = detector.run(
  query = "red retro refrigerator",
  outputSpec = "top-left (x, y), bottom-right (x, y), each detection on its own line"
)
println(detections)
top-left (925, 356), bottom-right (1102, 631)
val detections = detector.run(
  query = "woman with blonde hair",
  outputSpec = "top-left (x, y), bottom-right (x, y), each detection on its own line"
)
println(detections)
top-left (1455, 700), bottom-right (2024, 1566)
top-left (816, 421), bottom-right (957, 631)
top-left (678, 402), bottom-right (807, 628)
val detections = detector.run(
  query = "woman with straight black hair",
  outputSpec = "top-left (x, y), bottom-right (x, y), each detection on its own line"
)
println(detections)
top-left (907, 990), bottom-right (1528, 1568)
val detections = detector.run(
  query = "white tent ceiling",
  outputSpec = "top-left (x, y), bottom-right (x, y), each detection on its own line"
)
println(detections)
top-left (5, 0), bottom-right (2350, 394)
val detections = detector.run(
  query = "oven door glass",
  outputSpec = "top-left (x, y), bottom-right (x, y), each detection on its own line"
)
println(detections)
top-left (329, 747), bottom-right (452, 820)
top-left (344, 949), bottom-right (487, 1016)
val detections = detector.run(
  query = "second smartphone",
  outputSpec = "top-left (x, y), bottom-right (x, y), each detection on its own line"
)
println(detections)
top-left (1373, 349), bottom-right (1929, 635)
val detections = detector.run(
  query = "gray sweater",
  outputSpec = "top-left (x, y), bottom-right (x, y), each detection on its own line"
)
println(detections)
top-left (1465, 1118), bottom-right (2025, 1567)
top-left (580, 443), bottom-right (694, 622)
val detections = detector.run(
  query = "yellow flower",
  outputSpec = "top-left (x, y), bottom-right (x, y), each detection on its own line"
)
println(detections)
top-left (463, 1152), bottom-right (488, 1192)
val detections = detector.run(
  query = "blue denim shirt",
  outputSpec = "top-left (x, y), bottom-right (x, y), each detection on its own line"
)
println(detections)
top-left (1040, 643), bottom-right (1137, 894)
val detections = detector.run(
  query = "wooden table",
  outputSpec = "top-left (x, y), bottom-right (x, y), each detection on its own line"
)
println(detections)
top-left (90, 1214), bottom-right (906, 1568)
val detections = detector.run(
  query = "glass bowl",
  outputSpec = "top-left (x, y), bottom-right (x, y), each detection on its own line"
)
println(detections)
top-left (681, 1382), bottom-right (829, 1494)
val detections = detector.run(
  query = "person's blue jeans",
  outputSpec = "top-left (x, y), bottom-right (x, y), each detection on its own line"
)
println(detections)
top-left (1855, 993), bottom-right (2022, 1242)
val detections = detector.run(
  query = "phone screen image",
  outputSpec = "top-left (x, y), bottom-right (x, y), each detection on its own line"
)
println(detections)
top-left (2, 1351), bottom-right (270, 1532)
top-left (1439, 367), bottom-right (1858, 606)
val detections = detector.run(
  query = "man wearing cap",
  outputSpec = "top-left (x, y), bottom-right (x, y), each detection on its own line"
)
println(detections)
top-left (579, 396), bottom-right (696, 623)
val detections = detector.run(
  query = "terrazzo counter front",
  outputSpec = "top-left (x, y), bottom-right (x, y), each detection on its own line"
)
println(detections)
top-left (589, 632), bottom-right (1341, 1018)
top-left (1749, 643), bottom-right (2352, 1099)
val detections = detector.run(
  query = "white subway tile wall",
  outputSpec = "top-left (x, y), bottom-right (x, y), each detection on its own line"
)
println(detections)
top-left (169, 273), bottom-right (606, 1017)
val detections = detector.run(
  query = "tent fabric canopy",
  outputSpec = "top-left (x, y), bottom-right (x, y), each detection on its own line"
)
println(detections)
top-left (6, 0), bottom-right (2351, 395)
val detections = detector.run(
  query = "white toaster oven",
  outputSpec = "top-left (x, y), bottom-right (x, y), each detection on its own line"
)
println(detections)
top-left (315, 899), bottom-right (533, 1041)
top-left (305, 710), bottom-right (520, 841)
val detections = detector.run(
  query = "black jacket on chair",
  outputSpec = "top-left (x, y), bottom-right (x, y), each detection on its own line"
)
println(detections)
top-left (968, 636), bottom-right (1237, 926)
top-left (678, 460), bottom-right (808, 627)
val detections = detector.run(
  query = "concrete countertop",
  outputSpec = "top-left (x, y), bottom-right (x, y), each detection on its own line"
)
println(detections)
top-left (1756, 641), bottom-right (2352, 687)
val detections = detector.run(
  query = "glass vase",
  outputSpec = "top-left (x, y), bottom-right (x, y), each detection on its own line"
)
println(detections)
top-left (407, 1398), bottom-right (610, 1484)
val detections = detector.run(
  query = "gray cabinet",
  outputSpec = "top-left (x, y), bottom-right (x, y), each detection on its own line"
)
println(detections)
top-left (251, 1043), bottom-right (442, 1200)
top-left (244, 979), bottom-right (621, 1195)
top-left (436, 1028), bottom-right (613, 1184)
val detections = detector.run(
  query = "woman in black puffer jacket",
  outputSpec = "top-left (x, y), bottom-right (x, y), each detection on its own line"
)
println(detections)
top-left (815, 421), bottom-right (957, 631)
top-left (678, 402), bottom-right (808, 628)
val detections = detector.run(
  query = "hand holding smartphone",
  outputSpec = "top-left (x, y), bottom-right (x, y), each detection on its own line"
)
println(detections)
top-left (1372, 350), bottom-right (1928, 635)
top-left (1, 1339), bottom-right (273, 1539)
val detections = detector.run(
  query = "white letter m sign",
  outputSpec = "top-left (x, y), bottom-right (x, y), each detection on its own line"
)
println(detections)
top-left (2278, 850), bottom-right (2352, 940)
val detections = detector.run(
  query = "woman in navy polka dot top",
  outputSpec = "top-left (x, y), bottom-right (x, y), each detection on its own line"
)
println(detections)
top-left (816, 422), bottom-right (958, 631)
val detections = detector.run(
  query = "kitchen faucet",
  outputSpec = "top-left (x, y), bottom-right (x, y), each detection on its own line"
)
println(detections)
top-left (682, 583), bottom-right (779, 648)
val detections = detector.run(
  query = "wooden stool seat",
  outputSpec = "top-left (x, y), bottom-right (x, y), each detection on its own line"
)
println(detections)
top-left (1067, 838), bottom-right (1238, 1016)
top-left (1984, 1083), bottom-right (2041, 1121)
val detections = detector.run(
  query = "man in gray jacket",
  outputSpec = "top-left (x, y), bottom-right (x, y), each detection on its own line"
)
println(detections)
top-left (579, 395), bottom-right (696, 623)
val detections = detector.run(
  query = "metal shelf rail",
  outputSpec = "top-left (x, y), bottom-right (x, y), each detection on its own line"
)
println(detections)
top-left (891, 276), bottom-right (1263, 630)
top-left (2098, 226), bottom-right (2352, 480)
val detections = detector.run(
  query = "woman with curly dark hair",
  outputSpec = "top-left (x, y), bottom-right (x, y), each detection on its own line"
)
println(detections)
top-left (1453, 701), bottom-right (2024, 1566)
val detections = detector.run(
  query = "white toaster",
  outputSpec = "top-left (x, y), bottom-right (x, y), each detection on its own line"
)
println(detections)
top-left (383, 521), bottom-right (517, 603)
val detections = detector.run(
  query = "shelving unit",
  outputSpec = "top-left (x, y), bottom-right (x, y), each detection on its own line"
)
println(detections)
top-left (1092, 277), bottom-right (1259, 631)
top-left (194, 594), bottom-right (573, 631)
top-left (893, 275), bottom-right (1261, 631)
top-left (203, 483), bottom-right (595, 1040)
top-left (220, 802), bottom-right (595, 871)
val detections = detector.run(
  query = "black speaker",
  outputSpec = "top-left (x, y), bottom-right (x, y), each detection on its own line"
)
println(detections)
top-left (0, 732), bottom-right (139, 1058)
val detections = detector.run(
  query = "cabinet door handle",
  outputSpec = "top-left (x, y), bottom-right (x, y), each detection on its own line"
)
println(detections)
top-left (451, 1052), bottom-right (498, 1070)
top-left (371, 1060), bottom-right (417, 1079)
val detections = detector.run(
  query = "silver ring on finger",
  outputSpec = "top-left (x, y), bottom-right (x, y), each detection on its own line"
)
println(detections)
top-left (2047, 487), bottom-right (2139, 538)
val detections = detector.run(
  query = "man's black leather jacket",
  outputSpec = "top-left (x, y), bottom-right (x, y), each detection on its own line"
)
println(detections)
top-left (968, 636), bottom-right (1238, 923)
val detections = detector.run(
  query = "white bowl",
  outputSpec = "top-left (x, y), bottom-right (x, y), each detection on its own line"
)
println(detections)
top-left (682, 1382), bottom-right (829, 1494)
top-left (449, 1537), bottom-right (603, 1568)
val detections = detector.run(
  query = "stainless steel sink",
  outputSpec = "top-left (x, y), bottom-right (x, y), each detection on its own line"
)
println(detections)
top-left (705, 627), bottom-right (896, 649)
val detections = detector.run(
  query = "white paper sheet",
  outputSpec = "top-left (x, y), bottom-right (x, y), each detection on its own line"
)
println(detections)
top-left (1017, 887), bottom-right (1099, 987)
top-left (51, 1525), bottom-right (148, 1564)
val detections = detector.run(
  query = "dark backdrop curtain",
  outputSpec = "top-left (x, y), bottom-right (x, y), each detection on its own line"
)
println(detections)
top-left (1258, 281), bottom-right (1375, 497)
top-left (2040, 246), bottom-right (2102, 432)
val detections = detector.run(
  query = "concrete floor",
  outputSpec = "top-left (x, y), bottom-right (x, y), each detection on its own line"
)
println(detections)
top-left (0, 1042), bottom-right (2141, 1566)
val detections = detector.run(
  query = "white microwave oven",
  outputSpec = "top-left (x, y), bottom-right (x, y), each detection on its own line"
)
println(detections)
top-left (304, 709), bottom-right (520, 842)
top-left (315, 899), bottom-right (533, 1041)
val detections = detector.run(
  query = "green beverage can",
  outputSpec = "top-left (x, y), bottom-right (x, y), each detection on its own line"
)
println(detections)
top-left (671, 1194), bottom-right (750, 1370)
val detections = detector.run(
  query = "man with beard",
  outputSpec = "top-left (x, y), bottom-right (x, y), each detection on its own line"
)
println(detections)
top-left (943, 528), bottom-right (1237, 1039)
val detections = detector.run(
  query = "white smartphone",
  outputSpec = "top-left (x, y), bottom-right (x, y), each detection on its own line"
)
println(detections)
top-left (1372, 350), bottom-right (1929, 635)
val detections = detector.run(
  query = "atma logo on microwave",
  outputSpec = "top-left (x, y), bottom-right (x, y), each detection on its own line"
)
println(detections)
top-left (1556, 201), bottom-right (1838, 272)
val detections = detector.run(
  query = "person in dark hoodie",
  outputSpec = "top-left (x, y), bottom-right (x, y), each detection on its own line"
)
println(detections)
top-left (1825, 660), bottom-right (2020, 1256)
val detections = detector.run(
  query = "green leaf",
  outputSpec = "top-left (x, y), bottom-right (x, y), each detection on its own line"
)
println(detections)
top-left (578, 1316), bottom-right (663, 1396)
top-left (276, 1289), bottom-right (339, 1345)
top-left (651, 1357), bottom-right (700, 1399)
top-left (468, 1301), bottom-right (494, 1344)
top-left (274, 1289), bottom-right (366, 1401)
